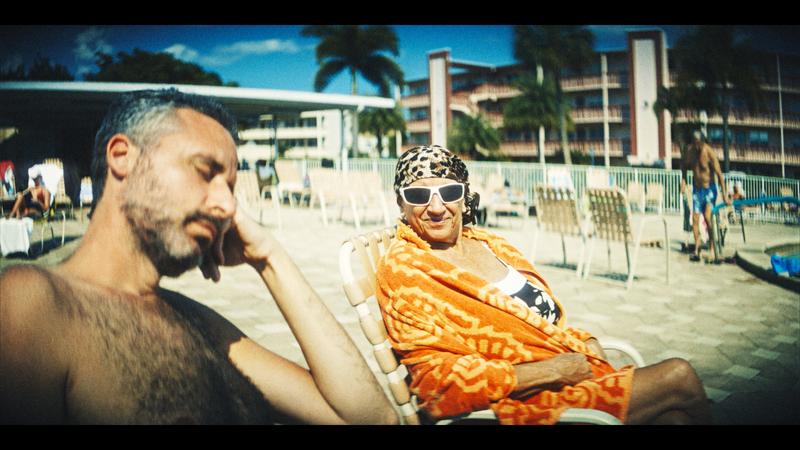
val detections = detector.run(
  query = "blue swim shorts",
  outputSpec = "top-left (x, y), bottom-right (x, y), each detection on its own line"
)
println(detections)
top-left (692, 183), bottom-right (718, 213)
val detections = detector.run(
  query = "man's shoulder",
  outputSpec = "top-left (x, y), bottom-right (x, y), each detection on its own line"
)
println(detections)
top-left (0, 264), bottom-right (58, 305)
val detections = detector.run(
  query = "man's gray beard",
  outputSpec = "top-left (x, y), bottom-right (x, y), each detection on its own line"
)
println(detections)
top-left (120, 162), bottom-right (204, 277)
top-left (122, 201), bottom-right (204, 277)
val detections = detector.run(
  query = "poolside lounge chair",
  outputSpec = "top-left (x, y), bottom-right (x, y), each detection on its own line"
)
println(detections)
top-left (483, 173), bottom-right (527, 228)
top-left (274, 159), bottom-right (310, 207)
top-left (43, 158), bottom-right (73, 218)
top-left (531, 185), bottom-right (589, 277)
top-left (78, 177), bottom-right (93, 222)
top-left (645, 183), bottom-right (664, 215)
top-left (339, 227), bottom-right (644, 425)
top-left (626, 181), bottom-right (646, 213)
top-left (584, 187), bottom-right (670, 289)
top-left (234, 169), bottom-right (281, 231)
top-left (586, 167), bottom-right (611, 189)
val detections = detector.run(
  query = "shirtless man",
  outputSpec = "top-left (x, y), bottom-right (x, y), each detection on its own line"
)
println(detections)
top-left (0, 89), bottom-right (398, 425)
top-left (8, 172), bottom-right (49, 219)
top-left (681, 131), bottom-right (731, 262)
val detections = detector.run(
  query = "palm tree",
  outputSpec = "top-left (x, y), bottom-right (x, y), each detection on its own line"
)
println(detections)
top-left (301, 25), bottom-right (405, 97)
top-left (667, 26), bottom-right (766, 173)
top-left (503, 74), bottom-right (564, 161)
top-left (512, 25), bottom-right (595, 165)
top-left (447, 113), bottom-right (501, 160)
top-left (654, 84), bottom-right (706, 163)
top-left (358, 106), bottom-right (406, 157)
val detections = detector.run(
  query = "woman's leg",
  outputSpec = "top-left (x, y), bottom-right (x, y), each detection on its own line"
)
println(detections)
top-left (9, 193), bottom-right (25, 218)
top-left (625, 358), bottom-right (712, 425)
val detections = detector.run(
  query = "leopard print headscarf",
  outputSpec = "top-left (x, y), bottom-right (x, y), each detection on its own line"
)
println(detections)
top-left (393, 145), bottom-right (480, 225)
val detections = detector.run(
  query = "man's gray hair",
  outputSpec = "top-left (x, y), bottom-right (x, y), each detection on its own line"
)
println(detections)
top-left (90, 88), bottom-right (237, 209)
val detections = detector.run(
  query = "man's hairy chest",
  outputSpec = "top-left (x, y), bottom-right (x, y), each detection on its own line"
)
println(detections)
top-left (56, 284), bottom-right (273, 424)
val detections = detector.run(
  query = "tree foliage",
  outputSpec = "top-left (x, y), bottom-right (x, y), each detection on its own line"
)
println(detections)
top-left (0, 55), bottom-right (74, 81)
top-left (657, 25), bottom-right (767, 172)
top-left (301, 25), bottom-right (404, 97)
top-left (447, 113), bottom-right (501, 160)
top-left (512, 25), bottom-right (595, 165)
top-left (503, 75), bottom-right (564, 132)
top-left (358, 106), bottom-right (406, 157)
top-left (84, 49), bottom-right (235, 86)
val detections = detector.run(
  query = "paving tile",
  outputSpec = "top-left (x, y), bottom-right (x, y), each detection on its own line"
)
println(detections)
top-left (772, 334), bottom-right (798, 345)
top-left (752, 348), bottom-right (781, 360)
top-left (704, 386), bottom-right (732, 404)
top-left (724, 365), bottom-right (760, 380)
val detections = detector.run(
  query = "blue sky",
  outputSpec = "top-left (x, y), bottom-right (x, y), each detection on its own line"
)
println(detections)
top-left (1, 25), bottom-right (795, 96)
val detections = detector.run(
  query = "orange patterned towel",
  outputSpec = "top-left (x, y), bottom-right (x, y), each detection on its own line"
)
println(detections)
top-left (376, 221), bottom-right (634, 425)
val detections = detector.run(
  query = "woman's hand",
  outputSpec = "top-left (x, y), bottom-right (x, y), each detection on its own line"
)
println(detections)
top-left (511, 353), bottom-right (594, 398)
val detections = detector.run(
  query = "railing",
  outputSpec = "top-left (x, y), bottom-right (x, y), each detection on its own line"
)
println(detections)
top-left (287, 158), bottom-right (800, 224)
top-left (498, 139), bottom-right (624, 158)
top-left (671, 143), bottom-right (800, 165)
top-left (673, 109), bottom-right (800, 130)
top-left (571, 105), bottom-right (624, 123)
top-left (561, 73), bottom-right (625, 90)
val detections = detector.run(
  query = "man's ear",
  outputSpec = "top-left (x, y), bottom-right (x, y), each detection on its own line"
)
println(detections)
top-left (106, 134), bottom-right (140, 179)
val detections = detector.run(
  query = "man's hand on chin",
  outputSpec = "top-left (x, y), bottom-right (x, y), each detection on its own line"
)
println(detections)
top-left (200, 207), bottom-right (278, 281)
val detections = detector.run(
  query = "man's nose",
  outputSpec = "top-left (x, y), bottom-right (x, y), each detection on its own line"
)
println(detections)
top-left (208, 177), bottom-right (236, 219)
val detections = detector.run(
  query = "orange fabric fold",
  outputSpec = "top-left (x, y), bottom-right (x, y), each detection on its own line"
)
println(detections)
top-left (376, 221), bottom-right (634, 425)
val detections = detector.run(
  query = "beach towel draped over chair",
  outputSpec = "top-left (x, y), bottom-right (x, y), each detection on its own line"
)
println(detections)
top-left (584, 187), bottom-right (670, 289)
top-left (339, 227), bottom-right (643, 425)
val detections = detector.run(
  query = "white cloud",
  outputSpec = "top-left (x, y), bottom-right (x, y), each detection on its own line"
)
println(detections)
top-left (163, 38), bottom-right (303, 67)
top-left (74, 27), bottom-right (113, 62)
top-left (163, 44), bottom-right (200, 62)
top-left (220, 39), bottom-right (300, 55)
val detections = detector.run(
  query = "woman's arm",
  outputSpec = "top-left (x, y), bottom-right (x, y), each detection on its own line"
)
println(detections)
top-left (510, 353), bottom-right (594, 399)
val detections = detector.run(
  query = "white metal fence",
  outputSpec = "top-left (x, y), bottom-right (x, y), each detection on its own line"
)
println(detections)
top-left (274, 158), bottom-right (800, 224)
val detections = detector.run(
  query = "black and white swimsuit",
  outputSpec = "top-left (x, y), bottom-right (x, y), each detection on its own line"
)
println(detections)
top-left (486, 245), bottom-right (562, 324)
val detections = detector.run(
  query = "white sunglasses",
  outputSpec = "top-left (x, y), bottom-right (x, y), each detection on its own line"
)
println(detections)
top-left (399, 183), bottom-right (465, 206)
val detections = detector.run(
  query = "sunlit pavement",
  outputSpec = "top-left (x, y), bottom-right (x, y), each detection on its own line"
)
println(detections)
top-left (3, 205), bottom-right (798, 424)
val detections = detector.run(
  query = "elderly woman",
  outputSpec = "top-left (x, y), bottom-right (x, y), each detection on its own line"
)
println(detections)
top-left (375, 145), bottom-right (711, 425)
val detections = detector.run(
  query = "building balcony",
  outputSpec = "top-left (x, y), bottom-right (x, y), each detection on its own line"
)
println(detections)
top-left (407, 119), bottom-right (431, 133)
top-left (400, 94), bottom-right (429, 109)
top-left (667, 72), bottom-right (800, 94)
top-left (673, 109), bottom-right (800, 130)
top-left (480, 106), bottom-right (626, 128)
top-left (468, 83), bottom-right (521, 102)
top-left (671, 143), bottom-right (800, 165)
top-left (571, 105), bottom-right (624, 124)
top-left (497, 139), bottom-right (625, 158)
top-left (561, 72), bottom-right (625, 92)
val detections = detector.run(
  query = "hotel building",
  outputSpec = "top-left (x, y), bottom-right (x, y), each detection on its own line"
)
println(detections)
top-left (401, 30), bottom-right (800, 177)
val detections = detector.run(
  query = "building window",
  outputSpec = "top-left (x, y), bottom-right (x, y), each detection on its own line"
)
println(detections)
top-left (409, 107), bottom-right (429, 121)
top-left (408, 84), bottom-right (429, 96)
top-left (748, 130), bottom-right (769, 146)
top-left (408, 133), bottom-right (428, 145)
